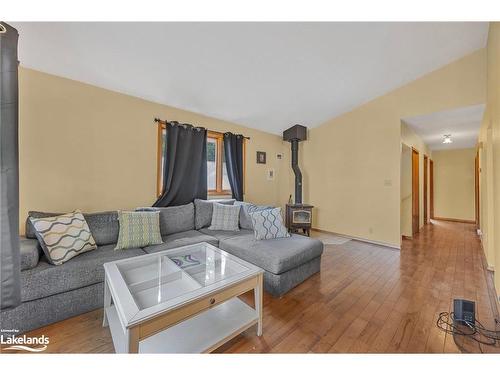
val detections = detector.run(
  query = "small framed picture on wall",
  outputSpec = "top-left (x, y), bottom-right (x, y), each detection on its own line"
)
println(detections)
top-left (256, 151), bottom-right (266, 164)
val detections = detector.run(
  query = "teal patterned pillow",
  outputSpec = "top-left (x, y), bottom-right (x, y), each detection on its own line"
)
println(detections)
top-left (115, 211), bottom-right (163, 250)
top-left (249, 207), bottom-right (290, 240)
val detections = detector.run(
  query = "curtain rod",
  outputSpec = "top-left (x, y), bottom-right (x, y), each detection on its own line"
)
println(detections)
top-left (154, 118), bottom-right (250, 140)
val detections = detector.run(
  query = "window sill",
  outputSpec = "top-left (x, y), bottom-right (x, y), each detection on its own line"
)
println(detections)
top-left (208, 194), bottom-right (233, 200)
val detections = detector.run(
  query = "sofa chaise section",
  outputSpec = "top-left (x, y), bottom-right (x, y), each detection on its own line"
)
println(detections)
top-left (218, 233), bottom-right (323, 296)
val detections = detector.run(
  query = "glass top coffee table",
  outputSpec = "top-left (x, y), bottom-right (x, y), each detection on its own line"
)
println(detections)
top-left (102, 242), bottom-right (264, 353)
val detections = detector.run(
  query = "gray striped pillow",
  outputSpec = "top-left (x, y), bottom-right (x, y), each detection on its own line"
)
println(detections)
top-left (249, 207), bottom-right (290, 240)
top-left (30, 211), bottom-right (97, 265)
top-left (208, 203), bottom-right (240, 231)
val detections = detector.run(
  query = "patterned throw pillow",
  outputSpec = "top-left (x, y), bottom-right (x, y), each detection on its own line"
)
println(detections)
top-left (249, 207), bottom-right (290, 240)
top-left (115, 211), bottom-right (163, 250)
top-left (234, 201), bottom-right (274, 229)
top-left (208, 203), bottom-right (241, 231)
top-left (30, 211), bottom-right (97, 265)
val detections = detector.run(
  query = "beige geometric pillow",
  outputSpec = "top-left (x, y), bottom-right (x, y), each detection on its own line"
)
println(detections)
top-left (30, 211), bottom-right (97, 265)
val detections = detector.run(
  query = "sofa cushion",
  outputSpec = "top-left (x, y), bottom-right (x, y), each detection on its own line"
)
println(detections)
top-left (20, 236), bottom-right (41, 271)
top-left (194, 199), bottom-right (235, 229)
top-left (219, 233), bottom-right (323, 274)
top-left (26, 210), bottom-right (119, 246)
top-left (137, 203), bottom-right (195, 236)
top-left (142, 230), bottom-right (219, 254)
top-left (83, 211), bottom-right (120, 246)
top-left (21, 245), bottom-right (145, 302)
top-left (199, 228), bottom-right (254, 241)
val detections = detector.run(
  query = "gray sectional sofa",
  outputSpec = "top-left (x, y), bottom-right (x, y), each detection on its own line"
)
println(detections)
top-left (0, 200), bottom-right (323, 334)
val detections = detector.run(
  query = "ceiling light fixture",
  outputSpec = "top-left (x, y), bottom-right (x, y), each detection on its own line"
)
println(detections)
top-left (442, 134), bottom-right (453, 144)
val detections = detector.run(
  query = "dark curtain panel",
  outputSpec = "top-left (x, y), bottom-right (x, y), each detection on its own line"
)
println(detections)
top-left (223, 133), bottom-right (244, 201)
top-left (0, 22), bottom-right (21, 310)
top-left (153, 122), bottom-right (207, 207)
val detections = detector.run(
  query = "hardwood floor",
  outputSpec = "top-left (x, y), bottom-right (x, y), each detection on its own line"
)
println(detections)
top-left (7, 220), bottom-right (500, 354)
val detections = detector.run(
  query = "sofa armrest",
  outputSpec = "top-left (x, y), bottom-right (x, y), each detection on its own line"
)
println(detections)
top-left (20, 236), bottom-right (41, 271)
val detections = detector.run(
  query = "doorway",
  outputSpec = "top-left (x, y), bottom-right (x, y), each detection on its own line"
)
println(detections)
top-left (412, 148), bottom-right (420, 235)
top-left (424, 155), bottom-right (428, 224)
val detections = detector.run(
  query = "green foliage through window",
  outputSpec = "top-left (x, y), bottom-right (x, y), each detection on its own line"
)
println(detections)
top-left (207, 141), bottom-right (216, 162)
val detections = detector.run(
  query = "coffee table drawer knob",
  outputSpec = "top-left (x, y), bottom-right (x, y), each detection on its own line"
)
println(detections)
top-left (210, 298), bottom-right (216, 305)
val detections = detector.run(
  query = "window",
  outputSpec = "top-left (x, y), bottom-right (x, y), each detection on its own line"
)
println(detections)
top-left (157, 125), bottom-right (244, 197)
top-left (207, 131), bottom-right (232, 195)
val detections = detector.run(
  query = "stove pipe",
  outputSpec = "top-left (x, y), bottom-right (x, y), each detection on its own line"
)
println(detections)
top-left (283, 124), bottom-right (307, 205)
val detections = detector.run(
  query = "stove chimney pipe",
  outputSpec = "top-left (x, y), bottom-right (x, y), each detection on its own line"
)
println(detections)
top-left (283, 124), bottom-right (307, 205)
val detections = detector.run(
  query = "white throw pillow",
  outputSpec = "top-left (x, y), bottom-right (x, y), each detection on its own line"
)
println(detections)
top-left (249, 207), bottom-right (290, 240)
top-left (208, 202), bottom-right (241, 231)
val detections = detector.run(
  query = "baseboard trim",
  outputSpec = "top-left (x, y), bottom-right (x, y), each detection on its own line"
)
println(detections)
top-left (477, 233), bottom-right (500, 320)
top-left (312, 228), bottom-right (401, 250)
top-left (433, 217), bottom-right (476, 224)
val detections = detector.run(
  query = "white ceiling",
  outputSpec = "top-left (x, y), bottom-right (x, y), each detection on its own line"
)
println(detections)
top-left (12, 22), bottom-right (488, 135)
top-left (403, 104), bottom-right (485, 150)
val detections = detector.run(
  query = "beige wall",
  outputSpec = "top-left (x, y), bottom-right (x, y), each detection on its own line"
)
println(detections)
top-left (432, 148), bottom-right (476, 222)
top-left (19, 67), bottom-right (290, 234)
top-left (301, 49), bottom-right (486, 248)
top-left (478, 22), bottom-right (500, 294)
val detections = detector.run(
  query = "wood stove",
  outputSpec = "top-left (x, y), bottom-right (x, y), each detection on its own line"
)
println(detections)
top-left (286, 204), bottom-right (313, 236)
top-left (283, 124), bottom-right (313, 236)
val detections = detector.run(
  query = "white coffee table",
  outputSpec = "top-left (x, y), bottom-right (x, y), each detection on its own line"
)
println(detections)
top-left (102, 242), bottom-right (264, 353)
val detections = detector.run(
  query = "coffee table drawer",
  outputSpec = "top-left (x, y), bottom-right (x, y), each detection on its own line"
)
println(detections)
top-left (137, 275), bottom-right (259, 340)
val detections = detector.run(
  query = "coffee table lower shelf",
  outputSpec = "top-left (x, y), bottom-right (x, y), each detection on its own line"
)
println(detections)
top-left (106, 297), bottom-right (258, 353)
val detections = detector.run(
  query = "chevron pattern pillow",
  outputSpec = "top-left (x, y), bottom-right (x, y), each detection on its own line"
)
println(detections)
top-left (115, 211), bottom-right (163, 250)
top-left (30, 211), bottom-right (97, 265)
top-left (249, 207), bottom-right (290, 240)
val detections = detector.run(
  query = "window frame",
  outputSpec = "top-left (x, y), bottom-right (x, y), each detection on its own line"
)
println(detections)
top-left (156, 124), bottom-right (245, 197)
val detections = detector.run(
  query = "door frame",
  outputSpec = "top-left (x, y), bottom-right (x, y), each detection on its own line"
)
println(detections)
top-left (424, 155), bottom-right (428, 225)
top-left (475, 150), bottom-right (480, 228)
top-left (412, 148), bottom-right (420, 236)
top-left (430, 159), bottom-right (434, 220)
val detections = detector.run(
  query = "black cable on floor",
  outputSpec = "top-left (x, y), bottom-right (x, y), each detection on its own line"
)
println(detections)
top-left (436, 311), bottom-right (500, 352)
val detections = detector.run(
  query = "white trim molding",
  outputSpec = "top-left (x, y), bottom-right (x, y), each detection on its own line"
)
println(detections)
top-left (312, 228), bottom-right (401, 250)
